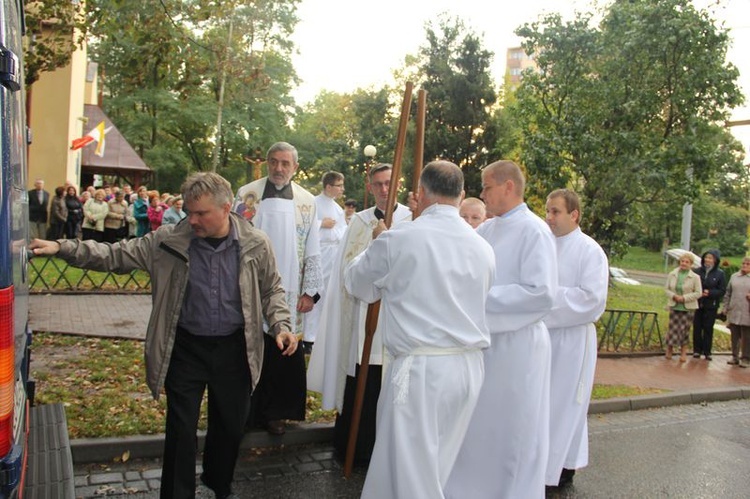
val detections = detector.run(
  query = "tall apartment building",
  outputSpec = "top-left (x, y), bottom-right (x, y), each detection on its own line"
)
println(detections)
top-left (506, 46), bottom-right (538, 88)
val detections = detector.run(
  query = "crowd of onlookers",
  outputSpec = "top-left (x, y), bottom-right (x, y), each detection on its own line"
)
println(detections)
top-left (29, 178), bottom-right (187, 244)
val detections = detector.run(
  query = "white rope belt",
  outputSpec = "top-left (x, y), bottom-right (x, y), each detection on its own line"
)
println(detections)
top-left (391, 346), bottom-right (482, 404)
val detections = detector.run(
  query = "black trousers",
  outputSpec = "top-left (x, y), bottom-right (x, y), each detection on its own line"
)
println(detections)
top-left (161, 328), bottom-right (251, 499)
top-left (693, 307), bottom-right (718, 356)
top-left (248, 333), bottom-right (306, 426)
top-left (333, 364), bottom-right (382, 464)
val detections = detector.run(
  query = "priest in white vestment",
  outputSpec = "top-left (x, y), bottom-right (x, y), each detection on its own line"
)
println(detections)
top-left (302, 171), bottom-right (347, 352)
top-left (345, 161), bottom-right (495, 498)
top-left (543, 189), bottom-right (608, 488)
top-left (446, 160), bottom-right (557, 499)
top-left (233, 141), bottom-right (322, 435)
top-left (307, 163), bottom-right (411, 462)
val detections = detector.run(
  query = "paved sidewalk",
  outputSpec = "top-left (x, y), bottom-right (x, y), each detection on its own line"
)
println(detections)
top-left (30, 293), bottom-right (150, 340)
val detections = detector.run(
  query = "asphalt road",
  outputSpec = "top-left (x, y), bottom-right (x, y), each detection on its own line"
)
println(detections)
top-left (551, 398), bottom-right (750, 498)
top-left (83, 399), bottom-right (750, 498)
top-left (620, 269), bottom-right (668, 287)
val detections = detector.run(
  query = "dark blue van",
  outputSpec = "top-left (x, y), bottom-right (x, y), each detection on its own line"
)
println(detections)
top-left (0, 1), bottom-right (73, 497)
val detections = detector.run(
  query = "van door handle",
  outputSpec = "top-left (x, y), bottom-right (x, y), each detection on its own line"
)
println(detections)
top-left (0, 46), bottom-right (21, 92)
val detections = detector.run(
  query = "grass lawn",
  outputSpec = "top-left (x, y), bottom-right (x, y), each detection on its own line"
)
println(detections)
top-left (591, 384), bottom-right (666, 400)
top-left (31, 332), bottom-right (335, 439)
top-left (613, 246), bottom-right (746, 273)
top-left (611, 246), bottom-right (670, 273)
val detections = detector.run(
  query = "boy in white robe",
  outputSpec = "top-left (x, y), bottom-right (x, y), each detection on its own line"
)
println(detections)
top-left (544, 188), bottom-right (609, 488)
top-left (446, 160), bottom-right (557, 499)
top-left (345, 161), bottom-right (495, 498)
top-left (302, 171), bottom-right (347, 352)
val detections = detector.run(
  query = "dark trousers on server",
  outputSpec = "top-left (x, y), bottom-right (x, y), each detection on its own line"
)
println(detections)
top-left (693, 307), bottom-right (718, 357)
top-left (161, 327), bottom-right (251, 499)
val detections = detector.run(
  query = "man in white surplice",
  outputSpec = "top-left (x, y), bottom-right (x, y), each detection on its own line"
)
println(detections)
top-left (543, 188), bottom-right (608, 489)
top-left (302, 171), bottom-right (347, 353)
top-left (345, 161), bottom-right (495, 498)
top-left (307, 163), bottom-right (411, 462)
top-left (446, 160), bottom-right (557, 499)
top-left (233, 141), bottom-right (322, 435)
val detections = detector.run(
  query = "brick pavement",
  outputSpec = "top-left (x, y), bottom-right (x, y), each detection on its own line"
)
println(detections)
top-left (29, 293), bottom-right (149, 340)
top-left (73, 445), bottom-right (351, 498)
top-left (595, 353), bottom-right (750, 390)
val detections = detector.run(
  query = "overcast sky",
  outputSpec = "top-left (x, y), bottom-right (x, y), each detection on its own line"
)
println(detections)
top-left (290, 0), bottom-right (750, 151)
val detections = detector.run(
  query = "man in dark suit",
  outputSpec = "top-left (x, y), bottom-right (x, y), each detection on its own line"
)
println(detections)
top-left (28, 178), bottom-right (50, 239)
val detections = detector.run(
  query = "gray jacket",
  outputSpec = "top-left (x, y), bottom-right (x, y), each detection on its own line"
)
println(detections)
top-left (723, 272), bottom-right (750, 326)
top-left (57, 213), bottom-right (292, 399)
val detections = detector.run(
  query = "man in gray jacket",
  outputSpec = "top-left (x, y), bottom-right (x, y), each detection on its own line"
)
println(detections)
top-left (30, 172), bottom-right (297, 499)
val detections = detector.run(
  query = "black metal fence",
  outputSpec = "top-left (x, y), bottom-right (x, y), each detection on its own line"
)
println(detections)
top-left (597, 309), bottom-right (663, 353)
top-left (28, 257), bottom-right (151, 293)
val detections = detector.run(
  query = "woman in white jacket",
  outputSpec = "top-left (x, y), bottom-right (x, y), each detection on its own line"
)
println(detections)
top-left (81, 189), bottom-right (109, 242)
top-left (664, 254), bottom-right (703, 362)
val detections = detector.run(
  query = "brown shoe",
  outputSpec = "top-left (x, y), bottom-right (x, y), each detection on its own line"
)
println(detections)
top-left (266, 420), bottom-right (286, 435)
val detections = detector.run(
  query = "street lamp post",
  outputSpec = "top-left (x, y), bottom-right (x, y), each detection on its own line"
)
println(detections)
top-left (363, 144), bottom-right (376, 209)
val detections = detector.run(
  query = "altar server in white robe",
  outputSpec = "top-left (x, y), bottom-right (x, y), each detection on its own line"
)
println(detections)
top-left (544, 188), bottom-right (608, 488)
top-left (302, 171), bottom-right (347, 352)
top-left (233, 141), bottom-right (322, 435)
top-left (307, 163), bottom-right (412, 462)
top-left (446, 160), bottom-right (557, 499)
top-left (345, 161), bottom-right (495, 498)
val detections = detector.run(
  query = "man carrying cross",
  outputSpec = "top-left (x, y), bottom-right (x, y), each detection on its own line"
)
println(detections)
top-left (344, 161), bottom-right (495, 497)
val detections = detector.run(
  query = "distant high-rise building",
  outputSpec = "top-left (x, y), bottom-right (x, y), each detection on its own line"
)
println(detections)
top-left (506, 46), bottom-right (538, 88)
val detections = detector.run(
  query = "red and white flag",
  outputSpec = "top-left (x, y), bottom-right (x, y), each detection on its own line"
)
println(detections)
top-left (71, 120), bottom-right (112, 157)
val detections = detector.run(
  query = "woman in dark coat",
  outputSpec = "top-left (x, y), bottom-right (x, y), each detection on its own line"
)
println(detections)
top-left (50, 186), bottom-right (68, 239)
top-left (63, 186), bottom-right (83, 239)
top-left (693, 249), bottom-right (726, 360)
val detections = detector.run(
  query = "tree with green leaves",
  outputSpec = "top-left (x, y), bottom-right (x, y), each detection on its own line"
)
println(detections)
top-left (408, 14), bottom-right (497, 194)
top-left (24, 0), bottom-right (87, 86)
top-left (514, 0), bottom-right (745, 257)
top-left (289, 87), bottom-right (396, 205)
top-left (86, 0), bottom-right (299, 191)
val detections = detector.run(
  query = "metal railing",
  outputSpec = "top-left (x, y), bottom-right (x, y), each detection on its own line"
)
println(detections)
top-left (28, 257), bottom-right (151, 293)
top-left (597, 309), bottom-right (663, 353)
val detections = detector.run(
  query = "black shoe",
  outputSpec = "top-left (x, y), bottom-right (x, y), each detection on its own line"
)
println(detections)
top-left (557, 468), bottom-right (575, 487)
top-left (266, 419), bottom-right (286, 435)
top-left (200, 473), bottom-right (234, 499)
top-left (727, 359), bottom-right (739, 365)
top-left (692, 353), bottom-right (701, 359)
top-left (705, 355), bottom-right (712, 361)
